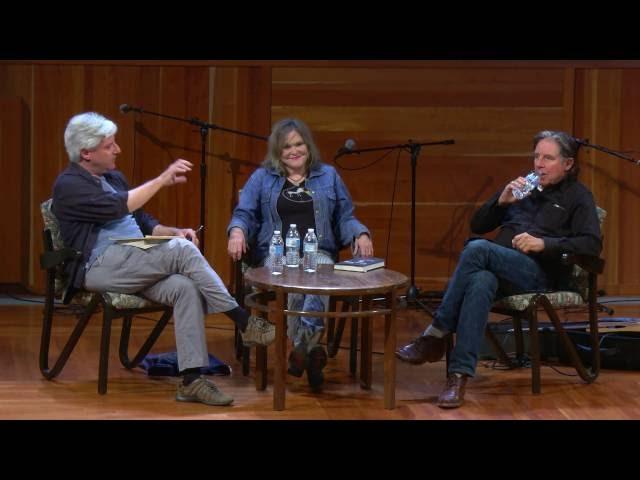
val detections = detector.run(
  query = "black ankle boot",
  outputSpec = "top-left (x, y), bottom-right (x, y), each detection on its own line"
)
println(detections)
top-left (306, 346), bottom-right (328, 391)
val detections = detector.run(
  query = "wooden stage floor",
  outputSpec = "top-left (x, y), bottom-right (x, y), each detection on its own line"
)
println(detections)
top-left (1, 296), bottom-right (640, 420)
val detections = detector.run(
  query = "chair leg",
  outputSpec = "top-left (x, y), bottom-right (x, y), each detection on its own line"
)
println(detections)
top-left (242, 345), bottom-right (250, 376)
top-left (327, 297), bottom-right (337, 349)
top-left (349, 318), bottom-right (358, 376)
top-left (119, 309), bottom-right (173, 369)
top-left (359, 297), bottom-right (373, 389)
top-left (537, 294), bottom-right (599, 384)
top-left (527, 307), bottom-right (541, 394)
top-left (40, 294), bottom-right (100, 380)
top-left (328, 303), bottom-right (349, 358)
top-left (98, 305), bottom-right (114, 395)
top-left (512, 315), bottom-right (526, 365)
top-left (484, 325), bottom-right (515, 368)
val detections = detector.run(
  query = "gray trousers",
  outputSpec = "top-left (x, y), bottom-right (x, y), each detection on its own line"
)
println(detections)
top-left (84, 238), bottom-right (238, 371)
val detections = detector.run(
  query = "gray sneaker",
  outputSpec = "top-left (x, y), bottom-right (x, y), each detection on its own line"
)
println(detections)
top-left (240, 315), bottom-right (276, 347)
top-left (176, 376), bottom-right (234, 406)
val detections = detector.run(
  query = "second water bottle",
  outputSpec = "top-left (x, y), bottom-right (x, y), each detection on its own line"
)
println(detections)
top-left (285, 224), bottom-right (300, 268)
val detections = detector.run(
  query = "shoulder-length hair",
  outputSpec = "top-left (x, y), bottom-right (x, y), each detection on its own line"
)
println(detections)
top-left (262, 118), bottom-right (322, 175)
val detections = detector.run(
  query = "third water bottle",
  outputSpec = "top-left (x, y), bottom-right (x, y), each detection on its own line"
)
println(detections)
top-left (303, 228), bottom-right (318, 273)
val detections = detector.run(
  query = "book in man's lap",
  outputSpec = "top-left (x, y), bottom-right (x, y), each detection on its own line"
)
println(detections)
top-left (334, 257), bottom-right (385, 272)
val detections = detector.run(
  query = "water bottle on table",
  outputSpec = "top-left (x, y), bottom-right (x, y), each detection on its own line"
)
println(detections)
top-left (269, 230), bottom-right (284, 275)
top-left (303, 228), bottom-right (318, 273)
top-left (285, 224), bottom-right (300, 268)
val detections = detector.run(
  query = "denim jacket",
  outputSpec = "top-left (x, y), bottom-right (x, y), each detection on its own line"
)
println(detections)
top-left (227, 163), bottom-right (369, 264)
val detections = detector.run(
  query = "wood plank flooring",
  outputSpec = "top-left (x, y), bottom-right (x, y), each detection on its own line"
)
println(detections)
top-left (2, 299), bottom-right (640, 419)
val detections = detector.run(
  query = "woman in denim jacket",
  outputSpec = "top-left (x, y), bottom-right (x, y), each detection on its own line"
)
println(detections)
top-left (227, 118), bottom-right (374, 390)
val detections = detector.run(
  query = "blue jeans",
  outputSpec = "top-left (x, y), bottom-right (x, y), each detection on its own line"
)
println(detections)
top-left (431, 239), bottom-right (549, 377)
top-left (260, 251), bottom-right (333, 352)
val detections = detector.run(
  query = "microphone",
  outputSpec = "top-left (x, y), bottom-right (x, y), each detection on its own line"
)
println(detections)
top-left (119, 104), bottom-right (142, 114)
top-left (335, 139), bottom-right (357, 158)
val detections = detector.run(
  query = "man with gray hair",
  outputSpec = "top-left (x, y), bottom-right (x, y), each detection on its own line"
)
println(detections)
top-left (52, 112), bottom-right (275, 406)
top-left (396, 130), bottom-right (602, 408)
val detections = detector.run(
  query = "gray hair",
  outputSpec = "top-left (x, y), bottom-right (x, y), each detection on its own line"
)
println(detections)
top-left (262, 118), bottom-right (322, 175)
top-left (533, 130), bottom-right (580, 178)
top-left (64, 112), bottom-right (118, 163)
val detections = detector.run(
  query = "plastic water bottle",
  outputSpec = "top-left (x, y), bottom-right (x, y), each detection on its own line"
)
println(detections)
top-left (512, 171), bottom-right (541, 200)
top-left (268, 230), bottom-right (284, 275)
top-left (285, 224), bottom-right (300, 268)
top-left (303, 228), bottom-right (318, 273)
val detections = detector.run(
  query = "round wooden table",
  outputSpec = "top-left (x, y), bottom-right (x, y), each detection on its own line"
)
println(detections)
top-left (244, 265), bottom-right (409, 411)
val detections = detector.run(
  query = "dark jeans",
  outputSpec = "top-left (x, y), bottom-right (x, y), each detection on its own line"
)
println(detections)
top-left (432, 239), bottom-right (549, 377)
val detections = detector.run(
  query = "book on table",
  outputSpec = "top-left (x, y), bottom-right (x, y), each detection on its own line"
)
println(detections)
top-left (334, 257), bottom-right (385, 272)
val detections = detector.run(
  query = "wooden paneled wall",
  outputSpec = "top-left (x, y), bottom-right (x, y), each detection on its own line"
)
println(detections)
top-left (0, 63), bottom-right (271, 293)
top-left (271, 67), bottom-right (575, 291)
top-left (1, 61), bottom-right (639, 295)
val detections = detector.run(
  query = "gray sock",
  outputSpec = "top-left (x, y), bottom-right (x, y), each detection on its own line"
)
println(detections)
top-left (424, 324), bottom-right (447, 338)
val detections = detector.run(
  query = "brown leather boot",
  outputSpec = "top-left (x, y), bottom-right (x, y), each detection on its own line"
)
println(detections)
top-left (395, 334), bottom-right (449, 364)
top-left (436, 373), bottom-right (468, 409)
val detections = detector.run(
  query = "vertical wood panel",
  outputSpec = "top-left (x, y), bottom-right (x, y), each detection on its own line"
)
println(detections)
top-left (0, 98), bottom-right (29, 284)
top-left (209, 67), bottom-right (271, 284)
top-left (30, 65), bottom-right (86, 292)
top-left (575, 69), bottom-right (623, 294)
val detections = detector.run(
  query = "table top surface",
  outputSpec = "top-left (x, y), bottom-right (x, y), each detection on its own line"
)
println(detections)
top-left (244, 265), bottom-right (409, 295)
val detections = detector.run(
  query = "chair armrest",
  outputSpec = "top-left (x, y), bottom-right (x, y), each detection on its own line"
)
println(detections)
top-left (561, 253), bottom-right (605, 274)
top-left (40, 248), bottom-right (82, 270)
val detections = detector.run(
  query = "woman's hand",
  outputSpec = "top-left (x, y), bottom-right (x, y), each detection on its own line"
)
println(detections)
top-left (227, 227), bottom-right (247, 261)
top-left (353, 233), bottom-right (374, 257)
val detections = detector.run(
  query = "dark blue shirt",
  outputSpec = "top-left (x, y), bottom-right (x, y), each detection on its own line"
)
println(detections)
top-left (52, 162), bottom-right (159, 302)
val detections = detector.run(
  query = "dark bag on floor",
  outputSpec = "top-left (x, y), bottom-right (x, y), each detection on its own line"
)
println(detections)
top-left (139, 351), bottom-right (231, 376)
top-left (540, 328), bottom-right (640, 371)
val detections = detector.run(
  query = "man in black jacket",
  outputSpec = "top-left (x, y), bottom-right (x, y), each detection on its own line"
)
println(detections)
top-left (396, 130), bottom-right (602, 408)
top-left (52, 112), bottom-right (275, 406)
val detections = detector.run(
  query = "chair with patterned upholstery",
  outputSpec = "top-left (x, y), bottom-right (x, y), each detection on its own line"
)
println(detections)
top-left (39, 199), bottom-right (173, 394)
top-left (483, 206), bottom-right (607, 393)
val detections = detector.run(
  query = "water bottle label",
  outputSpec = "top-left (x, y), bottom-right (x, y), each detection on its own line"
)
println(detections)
top-left (274, 245), bottom-right (284, 256)
top-left (304, 243), bottom-right (318, 253)
top-left (286, 238), bottom-right (299, 248)
top-left (269, 245), bottom-right (276, 255)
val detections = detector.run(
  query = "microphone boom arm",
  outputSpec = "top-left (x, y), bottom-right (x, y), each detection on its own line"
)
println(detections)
top-left (120, 104), bottom-right (268, 254)
top-left (577, 138), bottom-right (640, 166)
top-left (335, 139), bottom-right (455, 159)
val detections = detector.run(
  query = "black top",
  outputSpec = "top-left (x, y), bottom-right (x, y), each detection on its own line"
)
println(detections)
top-left (51, 162), bottom-right (159, 303)
top-left (470, 176), bottom-right (602, 289)
top-left (277, 179), bottom-right (315, 254)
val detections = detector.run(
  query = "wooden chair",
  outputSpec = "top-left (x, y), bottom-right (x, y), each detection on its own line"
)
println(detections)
top-left (480, 206), bottom-right (607, 393)
top-left (39, 199), bottom-right (173, 394)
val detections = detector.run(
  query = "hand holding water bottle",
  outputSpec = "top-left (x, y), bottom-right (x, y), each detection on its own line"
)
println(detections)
top-left (498, 171), bottom-right (541, 205)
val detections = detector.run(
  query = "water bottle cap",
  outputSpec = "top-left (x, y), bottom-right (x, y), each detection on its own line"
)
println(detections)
top-left (290, 224), bottom-right (296, 227)
top-left (308, 228), bottom-right (314, 232)
top-left (274, 230), bottom-right (281, 234)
